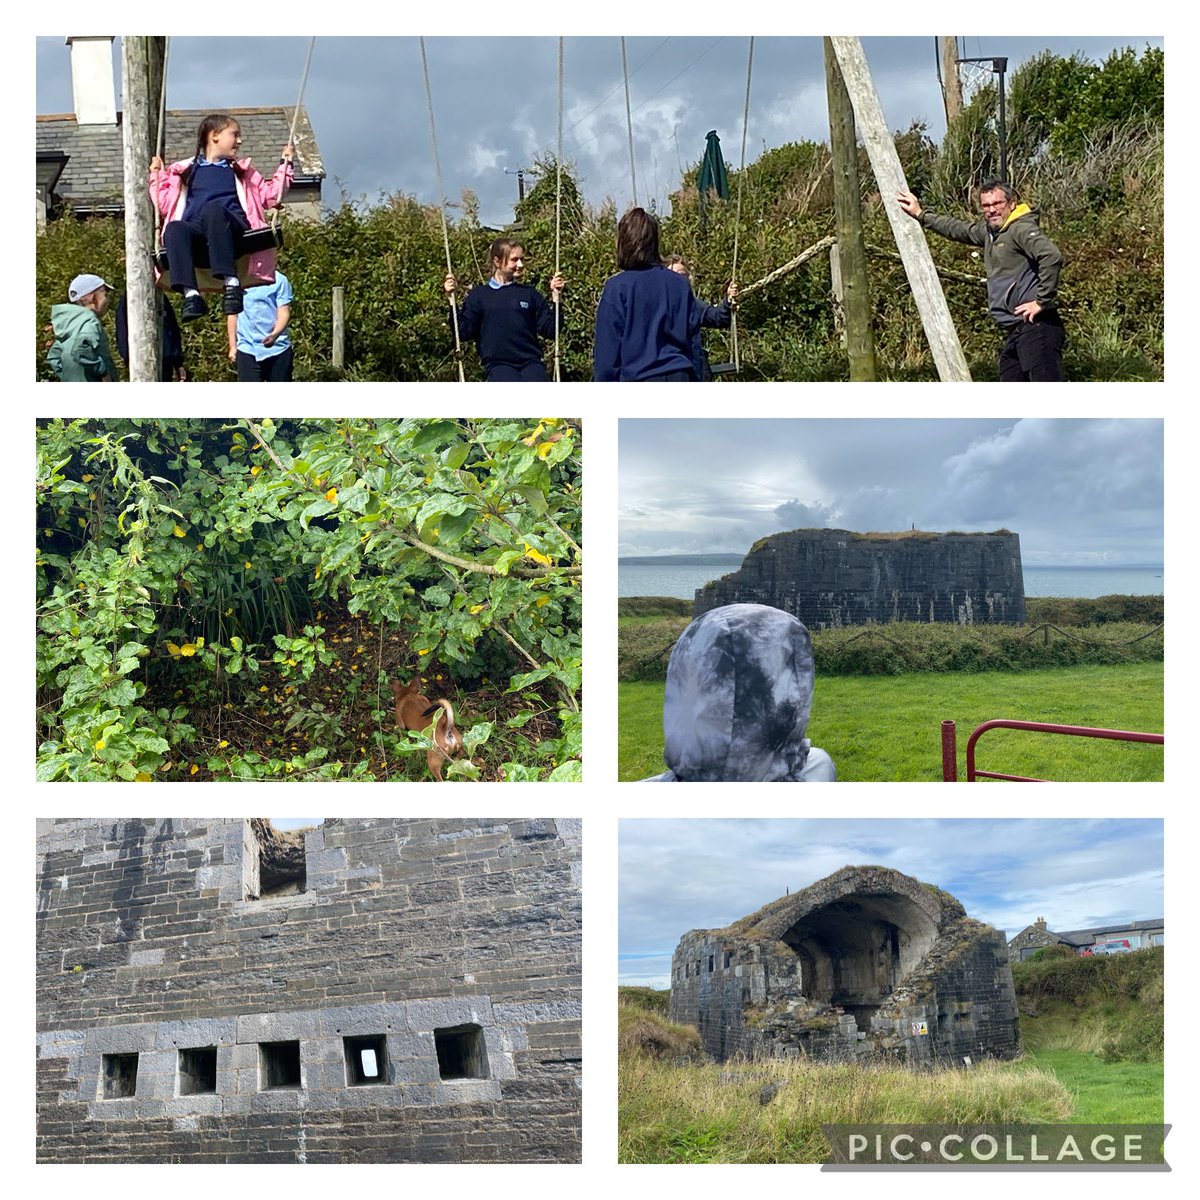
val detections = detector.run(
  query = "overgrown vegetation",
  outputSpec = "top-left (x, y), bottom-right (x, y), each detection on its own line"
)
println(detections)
top-left (1014, 946), bottom-right (1163, 1064)
top-left (36, 418), bottom-right (581, 781)
top-left (619, 606), bottom-right (1163, 683)
top-left (616, 992), bottom-right (1073, 1164)
top-left (36, 46), bottom-right (1162, 382)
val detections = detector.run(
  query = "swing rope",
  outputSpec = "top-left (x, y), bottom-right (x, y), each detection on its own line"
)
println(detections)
top-left (620, 37), bottom-right (638, 208)
top-left (270, 36), bottom-right (316, 242)
top-left (152, 37), bottom-right (171, 259)
top-left (419, 37), bottom-right (465, 383)
top-left (729, 36), bottom-right (754, 373)
top-left (554, 37), bottom-right (563, 383)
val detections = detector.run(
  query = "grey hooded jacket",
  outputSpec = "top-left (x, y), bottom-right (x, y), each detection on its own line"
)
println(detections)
top-left (641, 603), bottom-right (836, 782)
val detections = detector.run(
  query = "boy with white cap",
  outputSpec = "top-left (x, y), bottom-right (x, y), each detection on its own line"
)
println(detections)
top-left (47, 274), bottom-right (117, 382)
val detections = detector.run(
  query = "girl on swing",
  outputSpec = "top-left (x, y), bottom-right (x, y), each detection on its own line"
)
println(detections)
top-left (149, 114), bottom-right (294, 322)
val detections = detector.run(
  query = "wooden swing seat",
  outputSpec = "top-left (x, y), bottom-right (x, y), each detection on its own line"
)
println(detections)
top-left (154, 226), bottom-right (283, 293)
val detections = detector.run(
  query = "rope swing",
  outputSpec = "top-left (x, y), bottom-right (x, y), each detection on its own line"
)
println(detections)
top-left (419, 36), bottom-right (466, 383)
top-left (729, 36), bottom-right (754, 373)
top-left (554, 37), bottom-right (564, 383)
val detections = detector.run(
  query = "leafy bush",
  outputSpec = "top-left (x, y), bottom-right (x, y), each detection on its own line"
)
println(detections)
top-left (36, 417), bottom-right (581, 781)
top-left (1014, 946), bottom-right (1163, 1062)
top-left (618, 610), bottom-right (1164, 682)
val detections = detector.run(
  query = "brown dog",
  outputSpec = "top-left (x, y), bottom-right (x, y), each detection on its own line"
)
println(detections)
top-left (391, 677), bottom-right (462, 781)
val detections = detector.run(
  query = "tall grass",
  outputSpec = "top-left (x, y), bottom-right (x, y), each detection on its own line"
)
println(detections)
top-left (617, 1001), bottom-right (1072, 1164)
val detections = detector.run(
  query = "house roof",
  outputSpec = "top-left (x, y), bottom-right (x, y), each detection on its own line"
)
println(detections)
top-left (1011, 918), bottom-right (1164, 947)
top-left (36, 106), bottom-right (324, 212)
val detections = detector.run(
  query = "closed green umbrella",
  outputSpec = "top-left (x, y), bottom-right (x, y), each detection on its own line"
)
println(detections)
top-left (697, 129), bottom-right (730, 201)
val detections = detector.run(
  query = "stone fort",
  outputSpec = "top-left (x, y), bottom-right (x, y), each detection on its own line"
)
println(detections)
top-left (670, 865), bottom-right (1019, 1065)
top-left (694, 528), bottom-right (1026, 628)
top-left (36, 817), bottom-right (581, 1163)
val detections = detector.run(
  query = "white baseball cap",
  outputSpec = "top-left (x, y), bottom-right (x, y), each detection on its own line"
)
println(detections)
top-left (68, 274), bottom-right (113, 302)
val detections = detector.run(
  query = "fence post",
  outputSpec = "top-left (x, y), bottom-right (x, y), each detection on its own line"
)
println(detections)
top-left (941, 720), bottom-right (958, 781)
top-left (332, 286), bottom-right (345, 369)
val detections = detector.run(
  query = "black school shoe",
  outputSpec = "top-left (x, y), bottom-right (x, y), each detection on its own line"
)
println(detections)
top-left (222, 282), bottom-right (244, 315)
top-left (181, 293), bottom-right (207, 322)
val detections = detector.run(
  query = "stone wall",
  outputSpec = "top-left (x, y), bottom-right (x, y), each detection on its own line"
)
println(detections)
top-left (694, 529), bottom-right (1026, 627)
top-left (669, 865), bottom-right (1019, 1065)
top-left (36, 817), bottom-right (582, 1163)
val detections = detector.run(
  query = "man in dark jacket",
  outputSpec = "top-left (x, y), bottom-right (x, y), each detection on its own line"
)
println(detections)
top-left (897, 179), bottom-right (1065, 381)
top-left (443, 239), bottom-right (564, 381)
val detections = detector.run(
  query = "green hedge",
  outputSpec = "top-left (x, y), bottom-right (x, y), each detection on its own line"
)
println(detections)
top-left (619, 613), bottom-right (1164, 682)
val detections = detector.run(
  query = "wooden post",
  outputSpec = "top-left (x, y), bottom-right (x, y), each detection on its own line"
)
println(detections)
top-left (121, 37), bottom-right (164, 383)
top-left (830, 37), bottom-right (972, 382)
top-left (332, 286), bottom-right (345, 369)
top-left (829, 243), bottom-right (845, 348)
top-left (823, 38), bottom-right (876, 380)
top-left (940, 37), bottom-right (963, 126)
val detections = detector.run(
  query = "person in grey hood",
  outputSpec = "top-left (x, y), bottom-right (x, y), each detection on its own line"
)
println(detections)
top-left (641, 603), bottom-right (836, 782)
top-left (897, 178), bottom-right (1065, 381)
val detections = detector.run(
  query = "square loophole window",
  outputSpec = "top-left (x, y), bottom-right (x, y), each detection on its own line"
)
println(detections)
top-left (259, 1041), bottom-right (302, 1090)
top-left (433, 1024), bottom-right (488, 1080)
top-left (101, 1052), bottom-right (139, 1099)
top-left (343, 1035), bottom-right (389, 1086)
top-left (178, 1046), bottom-right (218, 1095)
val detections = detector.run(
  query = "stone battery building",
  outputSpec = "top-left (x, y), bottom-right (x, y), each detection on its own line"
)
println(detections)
top-left (669, 865), bottom-right (1019, 1065)
top-left (36, 817), bottom-right (581, 1163)
top-left (694, 528), bottom-right (1025, 628)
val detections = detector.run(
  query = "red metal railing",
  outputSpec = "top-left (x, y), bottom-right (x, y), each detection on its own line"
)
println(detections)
top-left (940, 719), bottom-right (1164, 782)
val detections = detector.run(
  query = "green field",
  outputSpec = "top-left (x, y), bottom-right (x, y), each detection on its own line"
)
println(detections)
top-left (620, 662), bottom-right (1164, 781)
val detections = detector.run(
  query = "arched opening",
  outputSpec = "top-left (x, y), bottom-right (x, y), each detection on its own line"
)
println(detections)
top-left (781, 893), bottom-right (938, 1033)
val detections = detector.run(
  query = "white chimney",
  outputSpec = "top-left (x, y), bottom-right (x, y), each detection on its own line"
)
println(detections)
top-left (67, 36), bottom-right (116, 126)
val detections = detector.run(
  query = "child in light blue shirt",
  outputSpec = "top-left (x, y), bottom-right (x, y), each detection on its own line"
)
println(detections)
top-left (227, 271), bottom-right (293, 381)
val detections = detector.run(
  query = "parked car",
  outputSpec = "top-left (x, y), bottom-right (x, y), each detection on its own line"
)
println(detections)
top-left (1083, 939), bottom-right (1134, 956)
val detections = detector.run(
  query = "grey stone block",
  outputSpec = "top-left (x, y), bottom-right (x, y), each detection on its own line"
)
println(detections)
top-left (319, 1002), bottom-right (407, 1037)
top-left (236, 1009), bottom-right (322, 1042)
top-left (433, 1078), bottom-right (501, 1107)
top-left (83, 1024), bottom-right (156, 1053)
top-left (407, 996), bottom-right (494, 1030)
top-left (156, 1017), bottom-right (237, 1049)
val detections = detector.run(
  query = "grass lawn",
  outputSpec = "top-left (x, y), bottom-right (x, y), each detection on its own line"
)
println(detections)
top-left (1018, 1047), bottom-right (1163, 1123)
top-left (619, 662), bottom-right (1164, 781)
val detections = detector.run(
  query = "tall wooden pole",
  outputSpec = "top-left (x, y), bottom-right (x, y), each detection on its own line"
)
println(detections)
top-left (940, 37), bottom-right (963, 126)
top-left (830, 37), bottom-right (971, 382)
top-left (121, 37), bottom-right (165, 382)
top-left (823, 37), bottom-right (876, 381)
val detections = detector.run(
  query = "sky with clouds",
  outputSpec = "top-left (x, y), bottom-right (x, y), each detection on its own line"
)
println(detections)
top-left (36, 35), bottom-right (1162, 228)
top-left (618, 418), bottom-right (1163, 566)
top-left (619, 818), bottom-right (1164, 988)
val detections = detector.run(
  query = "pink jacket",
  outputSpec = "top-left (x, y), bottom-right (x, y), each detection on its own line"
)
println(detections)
top-left (148, 156), bottom-right (293, 286)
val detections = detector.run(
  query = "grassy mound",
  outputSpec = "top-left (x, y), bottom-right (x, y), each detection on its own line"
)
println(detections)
top-left (1015, 945), bottom-right (1163, 1063)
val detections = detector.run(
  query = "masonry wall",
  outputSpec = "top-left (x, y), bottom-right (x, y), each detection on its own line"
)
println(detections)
top-left (694, 529), bottom-right (1026, 627)
top-left (36, 817), bottom-right (582, 1163)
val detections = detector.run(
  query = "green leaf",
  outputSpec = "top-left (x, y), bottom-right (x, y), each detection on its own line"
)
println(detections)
top-left (494, 549), bottom-right (523, 576)
top-left (411, 421), bottom-right (460, 453)
top-left (442, 441), bottom-right (470, 470)
top-left (547, 760), bottom-right (582, 782)
top-left (300, 497), bottom-right (339, 529)
top-left (462, 721), bottom-right (494, 754)
top-left (512, 485), bottom-right (548, 515)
